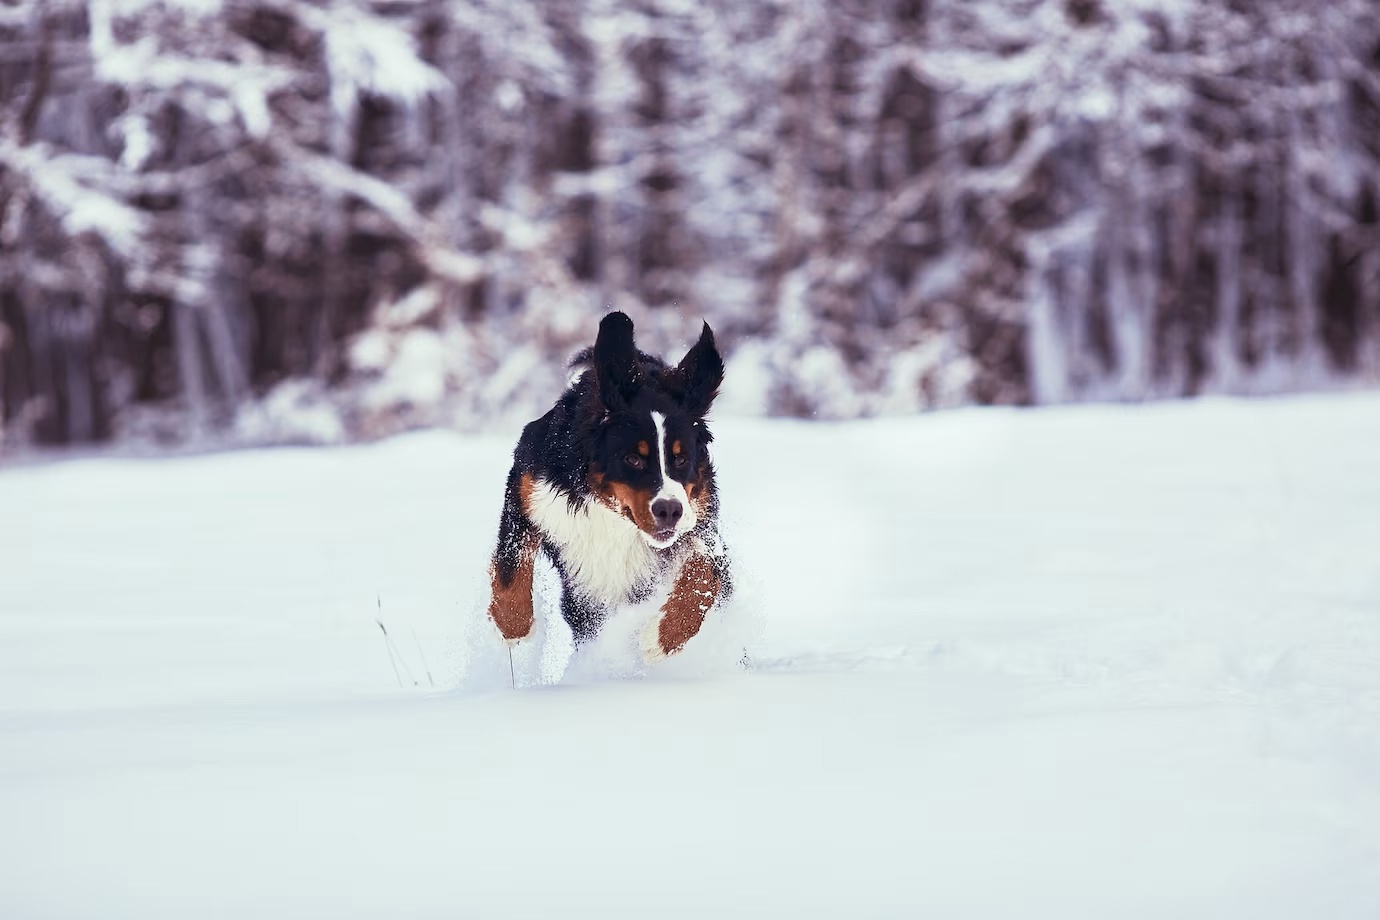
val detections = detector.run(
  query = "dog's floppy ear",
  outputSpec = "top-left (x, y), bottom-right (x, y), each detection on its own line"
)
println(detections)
top-left (675, 322), bottom-right (724, 418)
top-left (593, 311), bottom-right (640, 410)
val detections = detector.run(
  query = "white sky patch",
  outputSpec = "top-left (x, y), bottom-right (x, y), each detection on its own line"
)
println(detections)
top-left (232, 82), bottom-right (272, 139)
top-left (118, 114), bottom-right (155, 170)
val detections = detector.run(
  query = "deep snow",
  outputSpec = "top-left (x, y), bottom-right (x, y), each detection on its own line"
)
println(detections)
top-left (2, 394), bottom-right (1379, 918)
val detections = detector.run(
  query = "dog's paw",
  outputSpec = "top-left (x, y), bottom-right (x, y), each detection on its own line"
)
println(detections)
top-left (640, 615), bottom-right (676, 664)
top-left (490, 611), bottom-right (532, 645)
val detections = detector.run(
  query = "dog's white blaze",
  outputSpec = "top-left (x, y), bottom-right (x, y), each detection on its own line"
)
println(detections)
top-left (526, 479), bottom-right (658, 606)
top-left (649, 411), bottom-right (697, 544)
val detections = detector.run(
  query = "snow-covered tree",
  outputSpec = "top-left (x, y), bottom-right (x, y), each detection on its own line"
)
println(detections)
top-left (2, 0), bottom-right (1378, 447)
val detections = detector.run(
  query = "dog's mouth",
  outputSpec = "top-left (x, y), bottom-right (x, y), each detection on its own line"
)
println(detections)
top-left (619, 505), bottom-right (678, 546)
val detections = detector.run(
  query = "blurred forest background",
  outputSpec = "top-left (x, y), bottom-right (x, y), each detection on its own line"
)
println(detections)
top-left (2, 0), bottom-right (1379, 449)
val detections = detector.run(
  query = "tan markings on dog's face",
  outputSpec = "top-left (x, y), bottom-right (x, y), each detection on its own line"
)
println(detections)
top-left (685, 467), bottom-right (711, 515)
top-left (589, 467), bottom-right (660, 537)
top-left (587, 469), bottom-right (620, 515)
top-left (672, 440), bottom-right (682, 457)
top-left (654, 552), bottom-right (721, 656)
top-left (608, 481), bottom-right (660, 536)
top-left (637, 441), bottom-right (650, 457)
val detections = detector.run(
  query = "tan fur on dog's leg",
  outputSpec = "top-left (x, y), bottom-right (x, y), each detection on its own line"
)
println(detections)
top-left (488, 533), bottom-right (539, 643)
top-left (642, 552), bottom-right (720, 662)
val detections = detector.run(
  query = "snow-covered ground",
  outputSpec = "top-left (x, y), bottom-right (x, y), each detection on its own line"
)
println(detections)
top-left (3, 394), bottom-right (1380, 918)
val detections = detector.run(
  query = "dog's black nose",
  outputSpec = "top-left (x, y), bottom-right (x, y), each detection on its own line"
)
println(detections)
top-left (651, 498), bottom-right (683, 529)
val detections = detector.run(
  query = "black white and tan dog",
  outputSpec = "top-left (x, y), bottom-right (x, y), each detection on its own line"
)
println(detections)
top-left (487, 311), bottom-right (731, 662)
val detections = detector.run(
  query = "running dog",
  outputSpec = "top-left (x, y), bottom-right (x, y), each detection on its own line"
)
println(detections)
top-left (487, 311), bottom-right (730, 661)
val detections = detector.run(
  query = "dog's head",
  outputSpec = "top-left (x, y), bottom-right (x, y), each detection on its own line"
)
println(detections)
top-left (586, 312), bottom-right (724, 549)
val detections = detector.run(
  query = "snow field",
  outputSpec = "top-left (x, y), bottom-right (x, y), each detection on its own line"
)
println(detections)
top-left (2, 393), bottom-right (1379, 917)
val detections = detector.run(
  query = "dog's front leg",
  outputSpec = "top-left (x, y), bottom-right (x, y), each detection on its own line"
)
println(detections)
top-left (488, 470), bottom-right (540, 643)
top-left (642, 544), bottom-right (724, 661)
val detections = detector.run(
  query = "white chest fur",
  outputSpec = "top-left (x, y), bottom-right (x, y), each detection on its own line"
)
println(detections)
top-left (525, 478), bottom-right (663, 606)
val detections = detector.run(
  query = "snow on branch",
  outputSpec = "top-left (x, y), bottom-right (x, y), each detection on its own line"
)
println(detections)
top-left (0, 138), bottom-right (144, 253)
top-left (295, 2), bottom-right (447, 115)
top-left (276, 138), bottom-right (482, 285)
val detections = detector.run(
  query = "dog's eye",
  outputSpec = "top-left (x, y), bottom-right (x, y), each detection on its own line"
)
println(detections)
top-left (625, 454), bottom-right (645, 470)
top-left (673, 454), bottom-right (688, 469)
